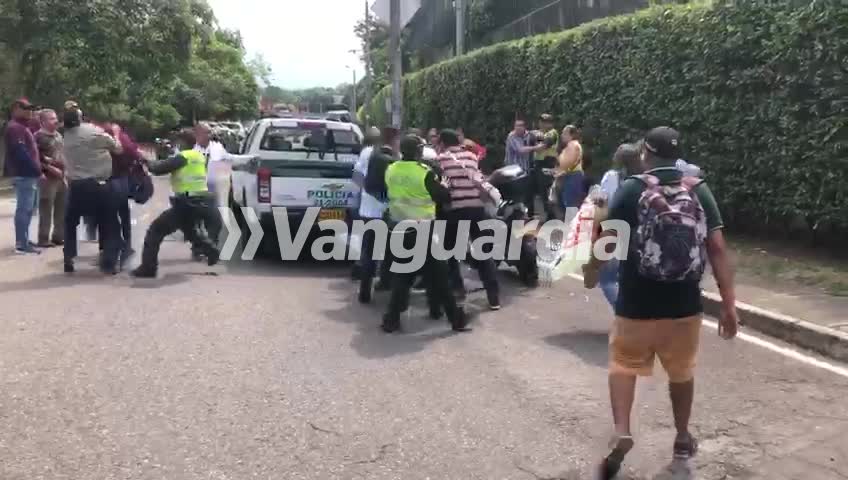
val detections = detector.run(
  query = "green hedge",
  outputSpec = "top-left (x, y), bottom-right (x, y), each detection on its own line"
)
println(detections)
top-left (366, 1), bottom-right (848, 241)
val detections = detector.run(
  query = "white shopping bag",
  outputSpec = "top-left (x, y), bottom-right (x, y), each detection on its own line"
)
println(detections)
top-left (537, 195), bottom-right (598, 286)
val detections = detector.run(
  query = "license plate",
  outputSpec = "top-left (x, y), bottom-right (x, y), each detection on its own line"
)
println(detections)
top-left (318, 209), bottom-right (346, 221)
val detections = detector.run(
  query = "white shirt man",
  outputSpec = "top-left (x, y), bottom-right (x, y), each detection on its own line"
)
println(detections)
top-left (354, 145), bottom-right (387, 220)
top-left (194, 129), bottom-right (231, 207)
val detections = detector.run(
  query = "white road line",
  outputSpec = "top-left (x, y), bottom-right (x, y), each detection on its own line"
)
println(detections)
top-left (566, 273), bottom-right (848, 379)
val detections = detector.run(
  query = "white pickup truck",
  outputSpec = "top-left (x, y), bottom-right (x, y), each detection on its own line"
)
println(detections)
top-left (229, 118), bottom-right (363, 254)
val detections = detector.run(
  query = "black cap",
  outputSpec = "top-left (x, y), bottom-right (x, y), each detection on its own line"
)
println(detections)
top-left (644, 126), bottom-right (681, 160)
top-left (400, 134), bottom-right (423, 160)
top-left (11, 98), bottom-right (37, 110)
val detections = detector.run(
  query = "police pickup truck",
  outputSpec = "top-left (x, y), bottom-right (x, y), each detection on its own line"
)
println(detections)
top-left (230, 117), bottom-right (363, 254)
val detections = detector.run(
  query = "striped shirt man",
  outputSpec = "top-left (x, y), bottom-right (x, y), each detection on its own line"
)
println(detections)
top-left (437, 146), bottom-right (485, 211)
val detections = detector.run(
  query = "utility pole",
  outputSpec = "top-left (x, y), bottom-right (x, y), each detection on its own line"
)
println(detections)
top-left (352, 69), bottom-right (358, 113)
top-left (389, 0), bottom-right (402, 129)
top-left (363, 0), bottom-right (373, 128)
top-left (455, 0), bottom-right (465, 56)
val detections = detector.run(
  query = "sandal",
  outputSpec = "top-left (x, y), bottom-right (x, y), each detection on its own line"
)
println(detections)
top-left (598, 435), bottom-right (634, 480)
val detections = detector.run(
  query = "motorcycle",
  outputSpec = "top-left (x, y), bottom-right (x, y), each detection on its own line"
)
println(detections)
top-left (487, 164), bottom-right (539, 287)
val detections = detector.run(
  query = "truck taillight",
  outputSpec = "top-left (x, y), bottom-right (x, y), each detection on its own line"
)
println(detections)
top-left (257, 167), bottom-right (271, 203)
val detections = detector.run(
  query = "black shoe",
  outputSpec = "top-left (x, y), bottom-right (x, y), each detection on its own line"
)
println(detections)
top-left (359, 278), bottom-right (373, 304)
top-left (411, 277), bottom-right (427, 294)
top-left (381, 315), bottom-right (401, 334)
top-left (120, 248), bottom-right (136, 268)
top-left (598, 435), bottom-right (634, 480)
top-left (100, 263), bottom-right (119, 275)
top-left (63, 261), bottom-right (75, 274)
top-left (131, 265), bottom-right (157, 278)
top-left (192, 250), bottom-right (205, 262)
top-left (673, 433), bottom-right (699, 460)
top-left (450, 308), bottom-right (473, 332)
top-left (488, 292), bottom-right (502, 311)
top-left (429, 307), bottom-right (443, 321)
top-left (206, 249), bottom-right (220, 267)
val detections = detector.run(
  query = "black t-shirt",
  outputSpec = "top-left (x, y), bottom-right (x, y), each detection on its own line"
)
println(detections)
top-left (608, 166), bottom-right (724, 319)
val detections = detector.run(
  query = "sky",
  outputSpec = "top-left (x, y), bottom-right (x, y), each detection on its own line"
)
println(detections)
top-left (208, 0), bottom-right (367, 90)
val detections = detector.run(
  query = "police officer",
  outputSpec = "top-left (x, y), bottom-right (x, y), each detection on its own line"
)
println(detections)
top-left (532, 113), bottom-right (559, 219)
top-left (131, 130), bottom-right (220, 278)
top-left (381, 135), bottom-right (470, 333)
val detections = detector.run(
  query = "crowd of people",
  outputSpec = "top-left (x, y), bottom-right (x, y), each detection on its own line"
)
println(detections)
top-left (3, 98), bottom-right (231, 277)
top-left (6, 98), bottom-right (740, 477)
top-left (351, 116), bottom-right (739, 478)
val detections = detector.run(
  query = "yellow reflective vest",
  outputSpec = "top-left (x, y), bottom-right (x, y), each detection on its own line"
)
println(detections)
top-left (171, 149), bottom-right (208, 194)
top-left (385, 161), bottom-right (436, 222)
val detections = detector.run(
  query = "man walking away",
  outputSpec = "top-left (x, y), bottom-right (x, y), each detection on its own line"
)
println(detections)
top-left (131, 131), bottom-right (220, 278)
top-left (354, 127), bottom-right (391, 302)
top-left (62, 103), bottom-right (125, 274)
top-left (5, 98), bottom-right (43, 254)
top-left (382, 135), bottom-right (469, 333)
top-left (35, 109), bottom-right (67, 247)
top-left (582, 127), bottom-right (739, 479)
top-left (505, 119), bottom-right (538, 217)
top-left (438, 129), bottom-right (501, 310)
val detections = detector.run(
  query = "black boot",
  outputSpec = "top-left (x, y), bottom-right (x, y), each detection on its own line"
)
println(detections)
top-left (63, 260), bottom-right (75, 274)
top-left (206, 248), bottom-right (220, 267)
top-left (359, 276), bottom-right (373, 304)
top-left (131, 264), bottom-right (158, 278)
top-left (450, 308), bottom-right (472, 332)
top-left (381, 314), bottom-right (401, 333)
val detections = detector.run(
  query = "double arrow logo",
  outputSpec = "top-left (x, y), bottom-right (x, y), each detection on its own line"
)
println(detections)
top-left (218, 207), bottom-right (265, 261)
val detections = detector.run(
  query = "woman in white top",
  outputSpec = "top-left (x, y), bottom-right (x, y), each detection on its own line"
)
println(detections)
top-left (596, 143), bottom-right (643, 308)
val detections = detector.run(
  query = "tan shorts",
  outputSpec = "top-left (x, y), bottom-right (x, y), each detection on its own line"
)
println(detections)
top-left (609, 315), bottom-right (702, 383)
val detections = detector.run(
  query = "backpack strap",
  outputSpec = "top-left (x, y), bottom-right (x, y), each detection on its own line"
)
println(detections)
top-left (680, 176), bottom-right (704, 192)
top-left (633, 174), bottom-right (660, 188)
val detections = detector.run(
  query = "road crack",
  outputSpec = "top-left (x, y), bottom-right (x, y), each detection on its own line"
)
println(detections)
top-left (514, 461), bottom-right (568, 480)
top-left (307, 421), bottom-right (340, 436)
top-left (350, 443), bottom-right (395, 465)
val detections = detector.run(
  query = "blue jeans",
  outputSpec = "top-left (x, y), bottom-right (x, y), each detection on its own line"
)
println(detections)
top-left (599, 259), bottom-right (620, 308)
top-left (558, 171), bottom-right (586, 211)
top-left (13, 177), bottom-right (39, 249)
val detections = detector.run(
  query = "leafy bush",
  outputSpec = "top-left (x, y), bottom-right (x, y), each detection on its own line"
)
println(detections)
top-left (366, 2), bottom-right (848, 241)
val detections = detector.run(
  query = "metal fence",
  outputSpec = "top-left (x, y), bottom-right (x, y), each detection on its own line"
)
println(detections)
top-left (476, 0), bottom-right (653, 48)
top-left (406, 0), bottom-right (663, 67)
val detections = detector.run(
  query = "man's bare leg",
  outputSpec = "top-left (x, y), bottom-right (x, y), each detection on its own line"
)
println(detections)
top-left (609, 373), bottom-right (637, 436)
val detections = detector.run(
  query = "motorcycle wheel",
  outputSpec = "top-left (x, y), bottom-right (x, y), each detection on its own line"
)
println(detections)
top-left (518, 236), bottom-right (540, 288)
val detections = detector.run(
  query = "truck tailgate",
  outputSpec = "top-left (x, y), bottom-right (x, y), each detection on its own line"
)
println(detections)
top-left (264, 160), bottom-right (359, 209)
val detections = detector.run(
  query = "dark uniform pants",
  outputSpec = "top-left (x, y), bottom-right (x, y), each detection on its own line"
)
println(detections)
top-left (140, 194), bottom-right (220, 268)
top-left (359, 219), bottom-right (393, 289)
top-left (64, 178), bottom-right (124, 268)
top-left (533, 156), bottom-right (557, 220)
top-left (385, 227), bottom-right (463, 328)
top-left (441, 207), bottom-right (500, 305)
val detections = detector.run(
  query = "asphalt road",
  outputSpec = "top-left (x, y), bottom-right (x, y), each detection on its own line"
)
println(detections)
top-left (0, 186), bottom-right (846, 480)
